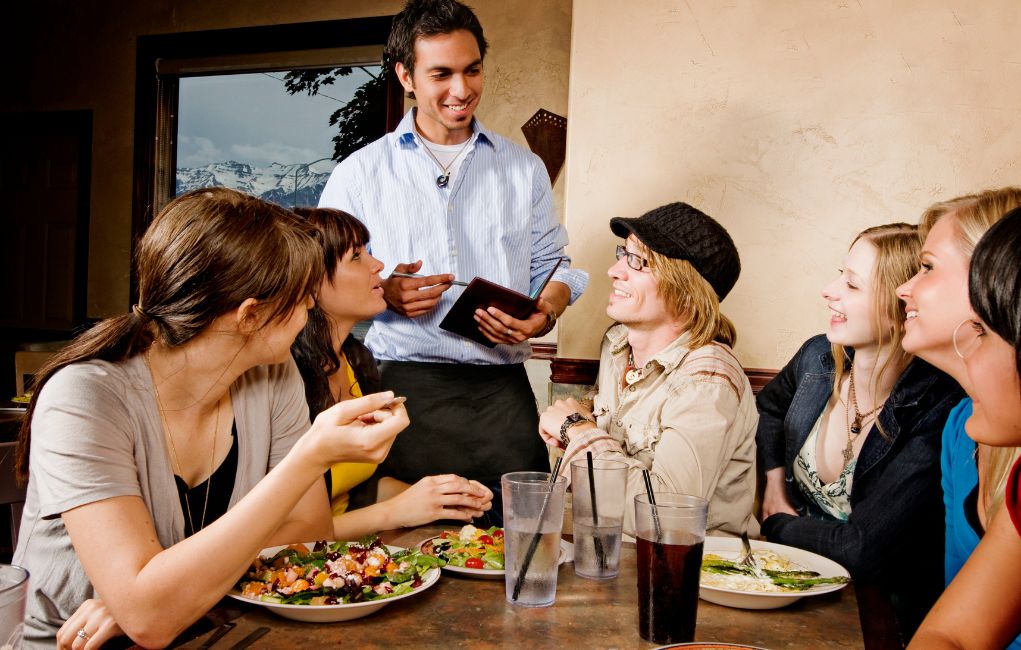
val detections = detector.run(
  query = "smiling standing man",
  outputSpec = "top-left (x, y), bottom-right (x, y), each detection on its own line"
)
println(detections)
top-left (318, 0), bottom-right (587, 519)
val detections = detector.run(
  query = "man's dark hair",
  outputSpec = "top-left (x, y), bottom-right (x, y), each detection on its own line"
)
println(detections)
top-left (386, 0), bottom-right (488, 74)
top-left (969, 206), bottom-right (1021, 386)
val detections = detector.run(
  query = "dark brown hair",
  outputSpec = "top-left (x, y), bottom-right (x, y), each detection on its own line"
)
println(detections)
top-left (970, 206), bottom-right (1021, 388)
top-left (386, 0), bottom-right (487, 75)
top-left (16, 188), bottom-right (323, 481)
top-left (290, 207), bottom-right (381, 418)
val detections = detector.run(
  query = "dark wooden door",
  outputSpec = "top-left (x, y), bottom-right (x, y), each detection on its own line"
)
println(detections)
top-left (0, 111), bottom-right (91, 400)
top-left (0, 111), bottom-right (91, 333)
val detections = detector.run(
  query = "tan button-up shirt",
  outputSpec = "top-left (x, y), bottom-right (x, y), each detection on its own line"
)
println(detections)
top-left (563, 324), bottom-right (759, 537)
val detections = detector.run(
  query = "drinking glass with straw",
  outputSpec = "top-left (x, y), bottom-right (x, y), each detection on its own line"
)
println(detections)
top-left (571, 455), bottom-right (628, 579)
top-left (635, 475), bottom-right (709, 644)
top-left (503, 459), bottom-right (568, 607)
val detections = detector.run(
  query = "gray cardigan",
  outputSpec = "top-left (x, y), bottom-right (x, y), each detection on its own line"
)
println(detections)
top-left (13, 354), bottom-right (311, 642)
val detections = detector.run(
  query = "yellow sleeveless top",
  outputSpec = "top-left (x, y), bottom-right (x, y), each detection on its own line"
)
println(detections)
top-left (328, 357), bottom-right (377, 515)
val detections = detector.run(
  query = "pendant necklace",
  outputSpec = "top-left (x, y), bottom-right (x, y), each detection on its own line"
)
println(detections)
top-left (148, 350), bottom-right (221, 535)
top-left (419, 133), bottom-right (473, 188)
top-left (624, 350), bottom-right (644, 386)
top-left (842, 365), bottom-right (884, 464)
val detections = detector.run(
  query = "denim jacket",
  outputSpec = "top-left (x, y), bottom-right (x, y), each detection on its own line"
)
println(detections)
top-left (756, 335), bottom-right (963, 633)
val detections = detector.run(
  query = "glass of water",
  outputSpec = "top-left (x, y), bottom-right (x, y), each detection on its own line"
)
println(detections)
top-left (502, 471), bottom-right (567, 607)
top-left (0, 564), bottom-right (29, 650)
top-left (570, 458), bottom-right (627, 579)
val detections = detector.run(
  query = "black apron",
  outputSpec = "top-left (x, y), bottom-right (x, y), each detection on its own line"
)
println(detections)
top-left (378, 360), bottom-right (548, 486)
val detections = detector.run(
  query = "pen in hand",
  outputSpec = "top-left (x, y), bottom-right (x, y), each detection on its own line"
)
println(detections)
top-left (390, 272), bottom-right (469, 287)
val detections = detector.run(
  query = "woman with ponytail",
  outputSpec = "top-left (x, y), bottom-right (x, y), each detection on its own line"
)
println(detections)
top-left (13, 188), bottom-right (408, 647)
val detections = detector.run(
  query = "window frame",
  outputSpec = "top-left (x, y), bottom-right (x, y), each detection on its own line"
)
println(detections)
top-left (131, 16), bottom-right (403, 300)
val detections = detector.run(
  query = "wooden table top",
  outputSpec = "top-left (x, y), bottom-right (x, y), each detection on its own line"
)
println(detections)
top-left (177, 524), bottom-right (865, 649)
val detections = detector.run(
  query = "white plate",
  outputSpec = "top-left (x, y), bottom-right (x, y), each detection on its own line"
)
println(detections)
top-left (419, 536), bottom-right (571, 579)
top-left (229, 543), bottom-right (441, 622)
top-left (698, 536), bottom-right (850, 610)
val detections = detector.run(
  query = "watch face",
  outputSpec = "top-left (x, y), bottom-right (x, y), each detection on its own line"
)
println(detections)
top-left (561, 413), bottom-right (587, 447)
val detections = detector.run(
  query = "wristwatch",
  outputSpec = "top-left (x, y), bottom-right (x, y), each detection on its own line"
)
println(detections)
top-left (559, 412), bottom-right (592, 447)
top-left (536, 310), bottom-right (558, 337)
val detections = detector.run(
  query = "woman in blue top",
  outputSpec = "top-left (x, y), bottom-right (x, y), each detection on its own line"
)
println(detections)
top-left (897, 187), bottom-right (1021, 640)
top-left (910, 206), bottom-right (1021, 648)
top-left (757, 223), bottom-right (962, 638)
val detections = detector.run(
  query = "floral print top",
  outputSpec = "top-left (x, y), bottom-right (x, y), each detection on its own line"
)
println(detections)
top-left (793, 414), bottom-right (855, 521)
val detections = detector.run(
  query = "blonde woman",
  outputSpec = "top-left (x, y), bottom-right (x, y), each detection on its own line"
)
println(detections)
top-left (757, 223), bottom-right (963, 637)
top-left (896, 187), bottom-right (1021, 649)
top-left (910, 206), bottom-right (1021, 649)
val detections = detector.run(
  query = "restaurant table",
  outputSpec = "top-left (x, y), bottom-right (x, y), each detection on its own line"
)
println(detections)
top-left (175, 524), bottom-right (873, 649)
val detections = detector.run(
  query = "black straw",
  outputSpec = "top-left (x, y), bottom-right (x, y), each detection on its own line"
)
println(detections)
top-left (586, 452), bottom-right (607, 569)
top-left (511, 457), bottom-right (563, 601)
top-left (641, 469), bottom-right (663, 542)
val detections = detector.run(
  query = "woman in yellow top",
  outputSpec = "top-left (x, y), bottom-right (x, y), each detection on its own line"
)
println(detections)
top-left (291, 207), bottom-right (492, 537)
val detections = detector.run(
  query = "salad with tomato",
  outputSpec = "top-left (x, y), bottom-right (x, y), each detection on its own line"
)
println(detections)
top-left (236, 537), bottom-right (441, 606)
top-left (421, 524), bottom-right (505, 570)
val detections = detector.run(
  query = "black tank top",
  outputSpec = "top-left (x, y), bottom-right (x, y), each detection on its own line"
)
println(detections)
top-left (174, 420), bottom-right (239, 537)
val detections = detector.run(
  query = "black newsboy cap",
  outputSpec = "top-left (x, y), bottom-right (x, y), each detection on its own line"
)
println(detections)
top-left (610, 202), bottom-right (741, 301)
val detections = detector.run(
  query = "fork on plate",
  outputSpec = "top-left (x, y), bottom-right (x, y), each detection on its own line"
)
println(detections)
top-left (739, 532), bottom-right (766, 578)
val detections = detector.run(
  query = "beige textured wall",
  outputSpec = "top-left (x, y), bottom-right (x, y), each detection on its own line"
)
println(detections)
top-left (560, 0), bottom-right (1021, 368)
top-left (5, 0), bottom-right (571, 319)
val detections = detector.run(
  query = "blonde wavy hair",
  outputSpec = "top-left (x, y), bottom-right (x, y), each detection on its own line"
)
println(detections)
top-left (918, 186), bottom-right (1021, 521)
top-left (831, 223), bottom-right (920, 418)
top-left (641, 244), bottom-right (738, 349)
top-left (919, 186), bottom-right (1021, 254)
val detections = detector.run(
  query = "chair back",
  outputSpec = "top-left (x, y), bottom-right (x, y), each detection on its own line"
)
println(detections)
top-left (0, 442), bottom-right (25, 552)
top-left (14, 351), bottom-right (55, 396)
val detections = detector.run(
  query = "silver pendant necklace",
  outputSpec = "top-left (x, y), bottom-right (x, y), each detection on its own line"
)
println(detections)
top-left (419, 132), bottom-right (473, 188)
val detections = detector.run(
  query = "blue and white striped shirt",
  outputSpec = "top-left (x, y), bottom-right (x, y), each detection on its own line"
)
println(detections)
top-left (318, 109), bottom-right (588, 365)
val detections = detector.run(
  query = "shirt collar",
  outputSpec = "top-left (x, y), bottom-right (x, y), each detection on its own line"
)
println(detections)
top-left (608, 323), bottom-right (694, 372)
top-left (394, 108), bottom-right (496, 150)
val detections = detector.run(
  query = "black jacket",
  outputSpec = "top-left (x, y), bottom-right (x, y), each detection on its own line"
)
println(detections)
top-left (756, 335), bottom-right (964, 635)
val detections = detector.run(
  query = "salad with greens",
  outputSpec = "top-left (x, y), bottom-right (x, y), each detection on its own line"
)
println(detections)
top-left (701, 550), bottom-right (850, 593)
top-left (236, 537), bottom-right (441, 606)
top-left (421, 524), bottom-right (505, 570)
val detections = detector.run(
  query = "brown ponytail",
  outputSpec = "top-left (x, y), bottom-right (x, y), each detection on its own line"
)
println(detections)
top-left (16, 188), bottom-right (323, 482)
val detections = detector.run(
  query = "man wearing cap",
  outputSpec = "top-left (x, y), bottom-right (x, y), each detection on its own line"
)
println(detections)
top-left (538, 202), bottom-right (758, 537)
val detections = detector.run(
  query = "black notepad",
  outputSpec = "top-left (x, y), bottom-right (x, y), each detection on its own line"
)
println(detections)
top-left (438, 258), bottom-right (564, 348)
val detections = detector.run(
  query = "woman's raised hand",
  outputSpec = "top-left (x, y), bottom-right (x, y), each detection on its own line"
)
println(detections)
top-left (305, 391), bottom-right (409, 467)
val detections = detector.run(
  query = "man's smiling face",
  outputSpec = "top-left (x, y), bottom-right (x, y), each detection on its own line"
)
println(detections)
top-left (396, 29), bottom-right (484, 145)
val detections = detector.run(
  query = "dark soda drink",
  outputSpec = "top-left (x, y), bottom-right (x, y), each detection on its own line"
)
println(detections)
top-left (636, 537), bottom-right (704, 643)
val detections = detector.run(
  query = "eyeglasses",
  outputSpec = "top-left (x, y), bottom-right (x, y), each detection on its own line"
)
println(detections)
top-left (615, 244), bottom-right (651, 272)
top-left (952, 318), bottom-right (986, 360)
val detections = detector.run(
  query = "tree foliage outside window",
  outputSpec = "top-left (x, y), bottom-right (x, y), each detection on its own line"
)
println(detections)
top-left (284, 66), bottom-right (388, 162)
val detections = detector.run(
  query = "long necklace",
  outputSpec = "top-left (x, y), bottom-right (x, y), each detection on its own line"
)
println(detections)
top-left (419, 134), bottom-right (473, 188)
top-left (147, 351), bottom-right (221, 535)
top-left (842, 365), bottom-right (884, 464)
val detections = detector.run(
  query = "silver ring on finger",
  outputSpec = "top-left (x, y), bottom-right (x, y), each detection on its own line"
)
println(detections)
top-left (78, 629), bottom-right (91, 641)
top-left (507, 328), bottom-right (513, 336)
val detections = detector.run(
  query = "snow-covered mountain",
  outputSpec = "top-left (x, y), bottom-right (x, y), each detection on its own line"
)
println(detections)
top-left (175, 161), bottom-right (334, 207)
